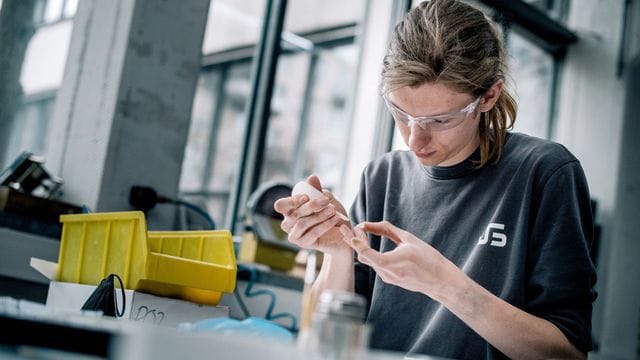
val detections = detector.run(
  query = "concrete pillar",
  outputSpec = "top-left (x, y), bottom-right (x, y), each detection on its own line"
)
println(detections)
top-left (45, 0), bottom-right (210, 229)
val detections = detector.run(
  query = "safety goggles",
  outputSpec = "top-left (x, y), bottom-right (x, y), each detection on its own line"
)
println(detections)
top-left (383, 94), bottom-right (482, 132)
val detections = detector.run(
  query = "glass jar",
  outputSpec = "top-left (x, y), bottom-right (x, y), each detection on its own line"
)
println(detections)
top-left (301, 290), bottom-right (369, 360)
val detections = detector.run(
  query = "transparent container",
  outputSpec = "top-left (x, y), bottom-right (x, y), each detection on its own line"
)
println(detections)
top-left (302, 290), bottom-right (369, 360)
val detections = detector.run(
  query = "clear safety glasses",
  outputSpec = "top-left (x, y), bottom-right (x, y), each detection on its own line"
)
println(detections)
top-left (383, 94), bottom-right (482, 132)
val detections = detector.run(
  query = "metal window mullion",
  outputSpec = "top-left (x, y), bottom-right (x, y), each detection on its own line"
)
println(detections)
top-left (35, 97), bottom-right (50, 152)
top-left (547, 57), bottom-right (561, 140)
top-left (291, 51), bottom-right (319, 182)
top-left (60, 0), bottom-right (68, 20)
top-left (33, 0), bottom-right (45, 24)
top-left (227, 0), bottom-right (287, 232)
top-left (617, 0), bottom-right (633, 77)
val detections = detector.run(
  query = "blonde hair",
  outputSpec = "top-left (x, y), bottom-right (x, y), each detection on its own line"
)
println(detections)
top-left (381, 0), bottom-right (517, 167)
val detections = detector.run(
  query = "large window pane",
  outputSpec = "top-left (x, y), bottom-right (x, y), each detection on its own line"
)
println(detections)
top-left (300, 46), bottom-right (358, 189)
top-left (179, 1), bottom-right (265, 228)
top-left (203, 63), bottom-right (253, 224)
top-left (259, 45), bottom-right (358, 191)
top-left (8, 95), bottom-right (56, 159)
top-left (180, 69), bottom-right (222, 191)
top-left (258, 0), bottom-right (365, 193)
top-left (258, 53), bottom-right (308, 184)
top-left (202, 0), bottom-right (265, 54)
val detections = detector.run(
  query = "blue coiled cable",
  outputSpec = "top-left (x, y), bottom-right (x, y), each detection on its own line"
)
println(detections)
top-left (236, 264), bottom-right (298, 332)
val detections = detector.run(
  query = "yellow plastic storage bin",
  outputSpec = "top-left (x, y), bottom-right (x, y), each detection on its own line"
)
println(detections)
top-left (145, 231), bottom-right (237, 305)
top-left (58, 212), bottom-right (148, 288)
top-left (57, 211), bottom-right (236, 305)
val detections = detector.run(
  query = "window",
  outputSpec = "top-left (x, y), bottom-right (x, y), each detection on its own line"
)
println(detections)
top-left (180, 62), bottom-right (253, 228)
top-left (507, 32), bottom-right (556, 139)
top-left (33, 0), bottom-right (77, 26)
top-left (179, 0), bottom-right (366, 229)
top-left (179, 1), bottom-right (267, 229)
top-left (258, 43), bottom-right (358, 192)
top-left (33, 0), bottom-right (78, 25)
top-left (258, 0), bottom-right (365, 213)
top-left (4, 92), bottom-right (56, 165)
top-left (0, 0), bottom-right (75, 167)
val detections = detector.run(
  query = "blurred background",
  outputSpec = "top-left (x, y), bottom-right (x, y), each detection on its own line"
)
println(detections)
top-left (0, 0), bottom-right (638, 358)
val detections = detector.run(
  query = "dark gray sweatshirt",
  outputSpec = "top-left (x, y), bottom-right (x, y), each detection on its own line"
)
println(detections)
top-left (350, 132), bottom-right (597, 359)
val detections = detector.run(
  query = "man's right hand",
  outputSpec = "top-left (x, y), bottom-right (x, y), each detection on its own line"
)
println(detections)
top-left (274, 175), bottom-right (352, 256)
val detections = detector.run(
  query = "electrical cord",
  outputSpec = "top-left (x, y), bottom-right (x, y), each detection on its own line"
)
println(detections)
top-left (169, 199), bottom-right (216, 230)
top-left (233, 287), bottom-right (251, 319)
top-left (236, 264), bottom-right (298, 332)
top-left (129, 185), bottom-right (216, 230)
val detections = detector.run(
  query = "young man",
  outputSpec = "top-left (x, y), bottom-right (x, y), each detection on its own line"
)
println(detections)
top-left (274, 1), bottom-right (596, 358)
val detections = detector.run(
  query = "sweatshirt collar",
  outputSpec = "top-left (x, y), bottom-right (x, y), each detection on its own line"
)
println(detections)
top-left (421, 147), bottom-right (481, 179)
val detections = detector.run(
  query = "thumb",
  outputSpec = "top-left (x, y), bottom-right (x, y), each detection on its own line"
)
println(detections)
top-left (307, 175), bottom-right (322, 192)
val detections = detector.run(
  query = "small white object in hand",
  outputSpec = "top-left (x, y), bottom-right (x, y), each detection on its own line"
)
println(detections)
top-left (292, 181), bottom-right (325, 200)
top-left (292, 181), bottom-right (349, 221)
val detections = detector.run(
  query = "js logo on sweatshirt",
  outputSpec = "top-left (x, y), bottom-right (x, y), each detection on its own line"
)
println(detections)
top-left (478, 223), bottom-right (507, 247)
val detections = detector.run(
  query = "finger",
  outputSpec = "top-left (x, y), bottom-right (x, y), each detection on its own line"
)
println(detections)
top-left (322, 189), bottom-right (335, 202)
top-left (280, 216), bottom-right (295, 233)
top-left (350, 235), bottom-right (369, 253)
top-left (322, 189), bottom-right (349, 222)
top-left (339, 225), bottom-right (360, 248)
top-left (274, 194), bottom-right (309, 215)
top-left (374, 267), bottom-right (398, 285)
top-left (353, 225), bottom-right (367, 240)
top-left (288, 196), bottom-right (331, 219)
top-left (307, 175), bottom-right (322, 192)
top-left (341, 225), bottom-right (363, 248)
top-left (339, 224), bottom-right (355, 244)
top-left (350, 234), bottom-right (388, 269)
top-left (281, 198), bottom-right (331, 233)
top-left (347, 226), bottom-right (372, 251)
top-left (350, 226), bottom-right (383, 267)
top-left (296, 215), bottom-right (343, 248)
top-left (288, 205), bottom-right (338, 242)
top-left (359, 221), bottom-right (407, 245)
top-left (293, 194), bottom-right (310, 207)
